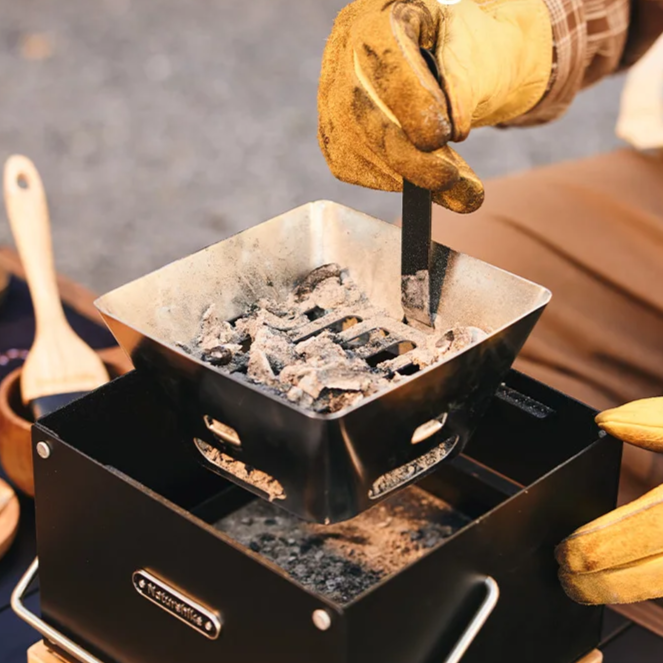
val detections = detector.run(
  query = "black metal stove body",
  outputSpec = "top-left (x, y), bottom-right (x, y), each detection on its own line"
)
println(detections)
top-left (31, 370), bottom-right (621, 663)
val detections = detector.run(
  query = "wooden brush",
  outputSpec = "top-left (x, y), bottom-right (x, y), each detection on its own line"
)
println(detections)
top-left (3, 155), bottom-right (109, 418)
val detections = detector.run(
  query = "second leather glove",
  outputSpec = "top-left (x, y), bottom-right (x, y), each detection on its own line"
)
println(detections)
top-left (318, 0), bottom-right (553, 213)
top-left (557, 398), bottom-right (663, 604)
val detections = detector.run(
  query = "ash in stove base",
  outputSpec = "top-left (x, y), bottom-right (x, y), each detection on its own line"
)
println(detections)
top-left (214, 486), bottom-right (469, 605)
top-left (185, 264), bottom-right (487, 414)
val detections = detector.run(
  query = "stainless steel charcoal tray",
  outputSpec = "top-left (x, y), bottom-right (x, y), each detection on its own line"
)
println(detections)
top-left (95, 201), bottom-right (551, 523)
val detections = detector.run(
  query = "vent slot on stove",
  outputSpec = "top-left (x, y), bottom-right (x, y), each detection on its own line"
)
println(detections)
top-left (328, 316), bottom-right (361, 333)
top-left (369, 434), bottom-right (460, 500)
top-left (194, 438), bottom-right (286, 502)
top-left (343, 328), bottom-right (390, 350)
top-left (295, 315), bottom-right (362, 343)
top-left (412, 413), bottom-right (449, 445)
top-left (395, 363), bottom-right (420, 376)
top-left (365, 341), bottom-right (417, 368)
top-left (204, 415), bottom-right (241, 447)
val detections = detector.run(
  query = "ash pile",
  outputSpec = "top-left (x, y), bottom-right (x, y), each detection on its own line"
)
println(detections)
top-left (216, 486), bottom-right (469, 604)
top-left (183, 264), bottom-right (486, 414)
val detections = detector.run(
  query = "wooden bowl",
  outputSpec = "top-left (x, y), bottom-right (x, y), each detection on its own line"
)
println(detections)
top-left (0, 346), bottom-right (132, 496)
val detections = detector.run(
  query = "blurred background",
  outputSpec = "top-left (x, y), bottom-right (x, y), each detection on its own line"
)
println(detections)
top-left (0, 0), bottom-right (626, 293)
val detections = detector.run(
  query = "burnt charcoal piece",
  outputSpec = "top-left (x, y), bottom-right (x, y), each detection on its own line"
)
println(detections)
top-left (215, 486), bottom-right (469, 604)
top-left (227, 353), bottom-right (249, 374)
top-left (293, 263), bottom-right (343, 300)
top-left (185, 264), bottom-right (487, 415)
top-left (202, 345), bottom-right (233, 367)
top-left (304, 306), bottom-right (327, 322)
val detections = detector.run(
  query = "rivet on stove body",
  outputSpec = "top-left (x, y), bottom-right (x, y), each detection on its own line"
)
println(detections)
top-left (36, 441), bottom-right (51, 459)
top-left (312, 609), bottom-right (332, 631)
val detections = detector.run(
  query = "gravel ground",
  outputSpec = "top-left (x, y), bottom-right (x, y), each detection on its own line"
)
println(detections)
top-left (0, 0), bottom-right (626, 293)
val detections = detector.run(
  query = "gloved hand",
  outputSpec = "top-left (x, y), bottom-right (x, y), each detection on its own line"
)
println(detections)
top-left (556, 398), bottom-right (663, 604)
top-left (318, 0), bottom-right (553, 213)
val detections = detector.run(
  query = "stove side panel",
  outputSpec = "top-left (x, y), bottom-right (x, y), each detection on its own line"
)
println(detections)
top-left (32, 433), bottom-right (347, 663)
top-left (345, 432), bottom-right (622, 663)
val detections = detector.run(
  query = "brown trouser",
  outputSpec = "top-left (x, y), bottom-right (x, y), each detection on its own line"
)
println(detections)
top-left (431, 148), bottom-right (663, 492)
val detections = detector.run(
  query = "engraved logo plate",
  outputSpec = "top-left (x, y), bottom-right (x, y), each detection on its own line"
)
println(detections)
top-left (133, 570), bottom-right (222, 640)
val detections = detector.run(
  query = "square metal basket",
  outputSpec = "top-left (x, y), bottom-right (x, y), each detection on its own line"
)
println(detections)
top-left (95, 201), bottom-right (551, 523)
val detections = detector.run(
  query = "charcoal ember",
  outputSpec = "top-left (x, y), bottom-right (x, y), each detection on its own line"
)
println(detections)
top-left (254, 298), bottom-right (290, 317)
top-left (279, 363), bottom-right (310, 386)
top-left (201, 345), bottom-right (234, 367)
top-left (293, 263), bottom-right (343, 300)
top-left (247, 349), bottom-right (277, 385)
top-left (198, 306), bottom-right (237, 351)
top-left (315, 367), bottom-right (373, 393)
top-left (227, 353), bottom-right (250, 374)
top-left (294, 373), bottom-right (326, 399)
top-left (409, 348), bottom-right (438, 370)
top-left (367, 375), bottom-right (392, 393)
top-left (251, 326), bottom-right (295, 374)
top-left (204, 341), bottom-right (242, 356)
top-left (281, 364), bottom-right (372, 401)
top-left (317, 390), bottom-right (364, 413)
top-left (286, 386), bottom-right (315, 409)
top-left (235, 309), bottom-right (309, 339)
top-left (407, 326), bottom-right (489, 370)
top-left (339, 279), bottom-right (363, 306)
top-left (258, 309), bottom-right (309, 332)
top-left (187, 265), bottom-right (488, 414)
top-left (448, 326), bottom-right (487, 352)
top-left (281, 367), bottom-right (323, 399)
top-left (200, 303), bottom-right (216, 327)
top-left (344, 328), bottom-right (389, 353)
top-left (433, 329), bottom-right (456, 354)
top-left (310, 277), bottom-right (349, 310)
top-left (432, 326), bottom-right (488, 359)
top-left (233, 315), bottom-right (263, 341)
top-left (295, 332), bottom-right (347, 363)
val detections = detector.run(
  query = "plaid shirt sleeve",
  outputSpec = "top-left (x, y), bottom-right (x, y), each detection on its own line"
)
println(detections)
top-left (510, 0), bottom-right (663, 124)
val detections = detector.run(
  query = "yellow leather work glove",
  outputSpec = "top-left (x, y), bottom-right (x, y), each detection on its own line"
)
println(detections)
top-left (318, 0), bottom-right (553, 213)
top-left (556, 398), bottom-right (663, 604)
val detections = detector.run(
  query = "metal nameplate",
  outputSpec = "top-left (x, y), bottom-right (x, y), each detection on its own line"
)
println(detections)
top-left (132, 570), bottom-right (222, 640)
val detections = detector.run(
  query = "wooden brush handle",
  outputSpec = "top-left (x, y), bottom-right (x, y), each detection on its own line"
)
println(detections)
top-left (4, 156), bottom-right (67, 332)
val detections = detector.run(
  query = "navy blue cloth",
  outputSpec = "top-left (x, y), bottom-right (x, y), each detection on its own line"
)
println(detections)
top-left (0, 276), bottom-right (115, 661)
top-left (0, 592), bottom-right (41, 663)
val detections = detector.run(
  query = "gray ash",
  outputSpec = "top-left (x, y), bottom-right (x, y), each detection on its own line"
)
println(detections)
top-left (215, 486), bottom-right (469, 605)
top-left (185, 264), bottom-right (487, 414)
